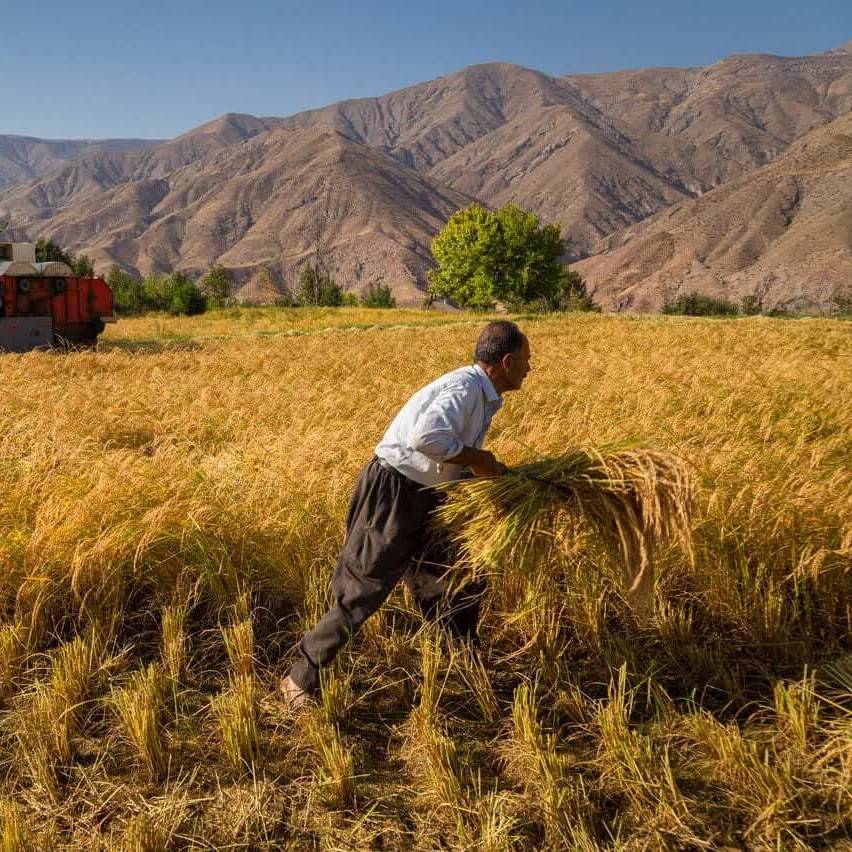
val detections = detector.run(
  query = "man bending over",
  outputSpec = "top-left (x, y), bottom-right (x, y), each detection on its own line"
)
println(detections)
top-left (281, 320), bottom-right (532, 707)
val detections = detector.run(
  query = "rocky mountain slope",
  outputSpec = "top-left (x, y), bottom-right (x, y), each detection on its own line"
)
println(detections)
top-left (576, 110), bottom-right (852, 312)
top-left (0, 42), bottom-right (850, 307)
top-left (2, 127), bottom-right (470, 300)
top-left (0, 136), bottom-right (160, 189)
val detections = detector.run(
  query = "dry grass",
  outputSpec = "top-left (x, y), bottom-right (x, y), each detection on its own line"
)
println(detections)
top-left (0, 307), bottom-right (849, 848)
top-left (110, 663), bottom-right (169, 780)
top-left (437, 445), bottom-right (695, 617)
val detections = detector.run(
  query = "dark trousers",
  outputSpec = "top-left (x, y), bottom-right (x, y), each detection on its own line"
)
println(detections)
top-left (288, 458), bottom-right (486, 693)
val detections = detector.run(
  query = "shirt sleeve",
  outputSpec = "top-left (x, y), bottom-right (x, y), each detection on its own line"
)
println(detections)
top-left (408, 383), bottom-right (476, 462)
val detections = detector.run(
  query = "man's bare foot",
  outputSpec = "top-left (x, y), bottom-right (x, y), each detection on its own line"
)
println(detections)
top-left (279, 674), bottom-right (312, 712)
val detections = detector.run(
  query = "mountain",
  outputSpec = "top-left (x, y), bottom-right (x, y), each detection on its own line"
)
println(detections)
top-left (0, 136), bottom-right (160, 189)
top-left (564, 49), bottom-right (852, 189)
top-left (575, 111), bottom-right (852, 312)
top-left (0, 43), bottom-right (850, 307)
top-left (282, 52), bottom-right (852, 254)
top-left (3, 127), bottom-right (470, 301)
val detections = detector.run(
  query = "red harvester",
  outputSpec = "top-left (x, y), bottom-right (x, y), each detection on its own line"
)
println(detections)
top-left (0, 241), bottom-right (115, 352)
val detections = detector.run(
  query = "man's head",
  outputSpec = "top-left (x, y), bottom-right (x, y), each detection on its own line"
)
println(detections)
top-left (474, 321), bottom-right (531, 394)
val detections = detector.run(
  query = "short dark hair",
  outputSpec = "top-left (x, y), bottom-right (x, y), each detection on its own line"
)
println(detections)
top-left (474, 321), bottom-right (526, 365)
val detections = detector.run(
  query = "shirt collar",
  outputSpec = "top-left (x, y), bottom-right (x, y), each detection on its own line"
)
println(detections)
top-left (473, 364), bottom-right (502, 405)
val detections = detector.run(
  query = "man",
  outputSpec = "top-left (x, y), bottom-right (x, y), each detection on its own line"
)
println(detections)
top-left (280, 320), bottom-right (531, 707)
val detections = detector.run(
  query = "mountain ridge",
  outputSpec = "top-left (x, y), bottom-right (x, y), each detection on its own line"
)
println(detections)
top-left (1, 41), bottom-right (850, 308)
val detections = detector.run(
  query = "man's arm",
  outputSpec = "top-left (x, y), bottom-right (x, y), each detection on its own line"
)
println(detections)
top-left (446, 446), bottom-right (506, 477)
top-left (409, 383), bottom-right (507, 477)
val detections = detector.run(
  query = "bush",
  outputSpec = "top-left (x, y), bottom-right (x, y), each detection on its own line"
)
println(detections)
top-left (740, 294), bottom-right (763, 316)
top-left (298, 264), bottom-right (346, 307)
top-left (107, 265), bottom-right (145, 315)
top-left (510, 268), bottom-right (598, 313)
top-left (359, 283), bottom-right (396, 308)
top-left (141, 272), bottom-right (206, 315)
top-left (829, 287), bottom-right (852, 318)
top-left (71, 254), bottom-right (94, 278)
top-left (167, 275), bottom-right (206, 316)
top-left (662, 292), bottom-right (740, 316)
top-left (200, 265), bottom-right (234, 309)
top-left (141, 274), bottom-right (172, 312)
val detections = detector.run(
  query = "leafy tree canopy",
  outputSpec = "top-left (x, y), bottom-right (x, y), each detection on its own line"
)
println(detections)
top-left (108, 264), bottom-right (145, 315)
top-left (359, 283), bottom-right (396, 308)
top-left (141, 271), bottom-right (206, 315)
top-left (200, 265), bottom-right (233, 308)
top-left (297, 263), bottom-right (347, 307)
top-left (428, 203), bottom-right (587, 310)
top-left (35, 238), bottom-right (73, 265)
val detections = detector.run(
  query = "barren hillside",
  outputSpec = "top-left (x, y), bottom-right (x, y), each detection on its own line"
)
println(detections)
top-left (4, 127), bottom-right (470, 302)
top-left (575, 111), bottom-right (852, 312)
top-left (0, 135), bottom-right (160, 189)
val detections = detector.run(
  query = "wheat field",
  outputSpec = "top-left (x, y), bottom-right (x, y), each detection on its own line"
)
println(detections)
top-left (0, 308), bottom-right (850, 850)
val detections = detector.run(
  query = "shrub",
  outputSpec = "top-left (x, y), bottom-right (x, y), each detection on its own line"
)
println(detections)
top-left (740, 294), bottom-right (763, 316)
top-left (71, 254), bottom-right (94, 278)
top-left (360, 283), bottom-right (397, 308)
top-left (510, 268), bottom-right (598, 313)
top-left (167, 275), bottom-right (206, 316)
top-left (107, 265), bottom-right (145, 315)
top-left (141, 274), bottom-right (173, 312)
top-left (662, 292), bottom-right (740, 316)
top-left (200, 265), bottom-right (234, 309)
top-left (829, 286), bottom-right (852, 318)
top-left (141, 272), bottom-right (206, 315)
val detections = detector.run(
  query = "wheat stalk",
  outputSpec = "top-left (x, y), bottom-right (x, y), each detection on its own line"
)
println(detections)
top-left (437, 445), bottom-right (695, 617)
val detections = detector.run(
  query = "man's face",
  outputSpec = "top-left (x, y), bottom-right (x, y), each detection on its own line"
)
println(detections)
top-left (503, 338), bottom-right (532, 391)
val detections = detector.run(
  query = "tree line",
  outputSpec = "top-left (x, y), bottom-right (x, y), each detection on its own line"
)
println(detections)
top-left (35, 200), bottom-right (598, 317)
top-left (105, 263), bottom-right (398, 316)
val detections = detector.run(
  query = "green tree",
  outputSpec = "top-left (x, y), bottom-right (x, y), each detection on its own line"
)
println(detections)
top-left (359, 283), bottom-right (396, 308)
top-left (107, 264), bottom-right (144, 314)
top-left (428, 205), bottom-right (504, 309)
top-left (165, 272), bottom-right (206, 315)
top-left (34, 238), bottom-right (73, 265)
top-left (141, 274), bottom-right (172, 311)
top-left (428, 203), bottom-right (575, 310)
top-left (71, 253), bottom-right (94, 277)
top-left (34, 239), bottom-right (96, 277)
top-left (298, 263), bottom-right (344, 307)
top-left (139, 271), bottom-right (206, 314)
top-left (200, 265), bottom-right (233, 308)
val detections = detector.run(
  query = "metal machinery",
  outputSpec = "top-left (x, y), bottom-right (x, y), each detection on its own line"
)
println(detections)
top-left (0, 242), bottom-right (115, 352)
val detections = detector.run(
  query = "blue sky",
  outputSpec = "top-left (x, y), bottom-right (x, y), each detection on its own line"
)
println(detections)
top-left (6, 0), bottom-right (851, 140)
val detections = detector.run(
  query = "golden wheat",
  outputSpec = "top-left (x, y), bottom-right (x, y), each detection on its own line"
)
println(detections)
top-left (0, 309), bottom-right (848, 847)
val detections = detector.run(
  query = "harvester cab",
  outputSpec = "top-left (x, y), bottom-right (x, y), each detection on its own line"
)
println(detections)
top-left (0, 242), bottom-right (115, 352)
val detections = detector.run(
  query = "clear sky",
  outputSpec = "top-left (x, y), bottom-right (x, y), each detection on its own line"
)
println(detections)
top-left (6, 0), bottom-right (851, 140)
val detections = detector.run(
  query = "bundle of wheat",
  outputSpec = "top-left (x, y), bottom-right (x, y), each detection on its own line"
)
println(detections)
top-left (436, 446), bottom-right (695, 617)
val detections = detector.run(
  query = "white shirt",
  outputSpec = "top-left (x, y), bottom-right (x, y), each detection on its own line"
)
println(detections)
top-left (375, 364), bottom-right (503, 486)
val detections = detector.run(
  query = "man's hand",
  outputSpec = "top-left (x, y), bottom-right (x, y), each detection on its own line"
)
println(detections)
top-left (447, 447), bottom-right (507, 478)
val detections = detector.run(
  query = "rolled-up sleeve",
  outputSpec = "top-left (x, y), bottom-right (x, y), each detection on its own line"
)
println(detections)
top-left (408, 384), bottom-right (473, 462)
